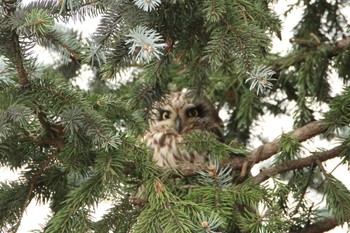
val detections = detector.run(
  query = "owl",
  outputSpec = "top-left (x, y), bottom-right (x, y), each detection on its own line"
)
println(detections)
top-left (143, 91), bottom-right (224, 167)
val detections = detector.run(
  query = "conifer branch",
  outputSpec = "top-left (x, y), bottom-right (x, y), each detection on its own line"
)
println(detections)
top-left (31, 135), bottom-right (65, 148)
top-left (2, 3), bottom-right (31, 87)
top-left (12, 181), bottom-right (35, 232)
top-left (176, 120), bottom-right (325, 176)
top-left (250, 146), bottom-right (343, 184)
top-left (271, 37), bottom-right (350, 72)
top-left (12, 152), bottom-right (56, 231)
top-left (249, 120), bottom-right (325, 165)
top-left (164, 198), bottom-right (184, 231)
top-left (10, 29), bottom-right (30, 87)
top-left (45, 34), bottom-right (81, 61)
top-left (34, 108), bottom-right (65, 148)
top-left (289, 217), bottom-right (338, 233)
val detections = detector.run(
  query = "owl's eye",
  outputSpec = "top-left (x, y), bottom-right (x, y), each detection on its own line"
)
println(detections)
top-left (160, 110), bottom-right (171, 120)
top-left (187, 108), bottom-right (199, 117)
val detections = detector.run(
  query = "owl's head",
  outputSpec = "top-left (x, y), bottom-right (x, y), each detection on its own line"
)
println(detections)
top-left (148, 92), bottom-right (224, 139)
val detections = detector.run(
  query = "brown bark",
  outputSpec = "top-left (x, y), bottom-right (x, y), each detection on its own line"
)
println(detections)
top-left (250, 146), bottom-right (343, 184)
top-left (249, 120), bottom-right (325, 165)
top-left (289, 217), bottom-right (339, 233)
top-left (176, 120), bottom-right (327, 176)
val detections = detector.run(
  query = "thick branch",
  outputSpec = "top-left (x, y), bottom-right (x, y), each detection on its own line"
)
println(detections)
top-left (289, 217), bottom-right (339, 233)
top-left (176, 120), bottom-right (325, 176)
top-left (249, 120), bottom-right (325, 164)
top-left (250, 146), bottom-right (343, 184)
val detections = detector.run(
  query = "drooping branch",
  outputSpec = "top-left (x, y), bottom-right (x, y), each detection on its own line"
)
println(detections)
top-left (176, 120), bottom-right (326, 176)
top-left (289, 217), bottom-right (339, 233)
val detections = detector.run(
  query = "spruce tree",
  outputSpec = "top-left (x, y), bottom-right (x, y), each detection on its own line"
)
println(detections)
top-left (1, 0), bottom-right (350, 232)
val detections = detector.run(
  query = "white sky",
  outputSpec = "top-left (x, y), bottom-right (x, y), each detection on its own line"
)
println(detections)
top-left (1, 1), bottom-right (350, 232)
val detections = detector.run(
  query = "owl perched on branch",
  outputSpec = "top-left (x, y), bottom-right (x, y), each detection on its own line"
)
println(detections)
top-left (143, 92), bottom-right (224, 167)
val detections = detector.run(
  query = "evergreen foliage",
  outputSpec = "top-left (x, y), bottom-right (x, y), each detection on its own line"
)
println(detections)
top-left (0, 0), bottom-right (350, 232)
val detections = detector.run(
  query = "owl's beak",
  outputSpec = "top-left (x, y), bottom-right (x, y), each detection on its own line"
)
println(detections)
top-left (175, 116), bottom-right (182, 133)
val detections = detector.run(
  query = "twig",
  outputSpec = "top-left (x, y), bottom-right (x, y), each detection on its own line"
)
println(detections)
top-left (44, 34), bottom-right (81, 61)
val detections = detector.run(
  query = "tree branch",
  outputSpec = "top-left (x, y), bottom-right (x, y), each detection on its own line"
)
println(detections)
top-left (289, 217), bottom-right (339, 233)
top-left (30, 135), bottom-right (65, 148)
top-left (249, 120), bottom-right (325, 165)
top-left (45, 34), bottom-right (81, 61)
top-left (7, 12), bottom-right (30, 87)
top-left (12, 49), bottom-right (29, 86)
top-left (271, 37), bottom-right (350, 72)
top-left (250, 146), bottom-right (343, 184)
top-left (12, 151), bottom-right (57, 232)
top-left (176, 120), bottom-right (326, 176)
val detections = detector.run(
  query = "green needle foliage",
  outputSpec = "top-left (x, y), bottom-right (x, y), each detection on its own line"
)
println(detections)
top-left (1, 0), bottom-right (350, 232)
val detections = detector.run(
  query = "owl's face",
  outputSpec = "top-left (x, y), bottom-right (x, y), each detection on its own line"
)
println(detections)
top-left (149, 92), bottom-right (224, 138)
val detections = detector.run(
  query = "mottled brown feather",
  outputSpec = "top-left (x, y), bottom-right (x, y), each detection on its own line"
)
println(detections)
top-left (143, 92), bottom-right (223, 167)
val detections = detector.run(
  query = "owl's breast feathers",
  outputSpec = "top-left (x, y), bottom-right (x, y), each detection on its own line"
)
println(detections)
top-left (144, 91), bottom-right (224, 167)
top-left (143, 131), bottom-right (204, 167)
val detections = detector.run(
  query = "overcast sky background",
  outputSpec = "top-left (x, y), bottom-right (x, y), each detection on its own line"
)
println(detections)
top-left (1, 0), bottom-right (350, 232)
